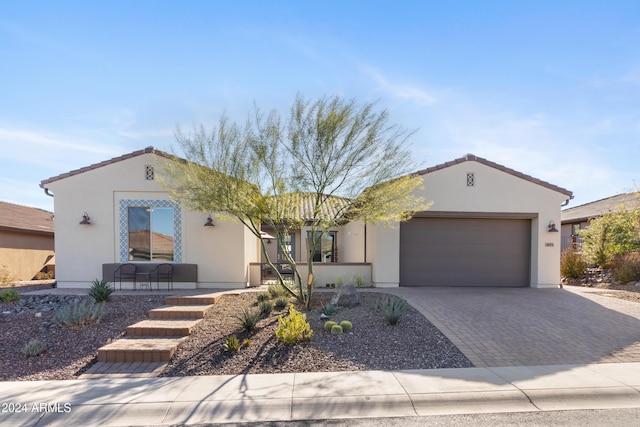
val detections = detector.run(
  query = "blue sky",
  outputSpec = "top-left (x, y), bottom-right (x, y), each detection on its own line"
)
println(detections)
top-left (1, 1), bottom-right (639, 212)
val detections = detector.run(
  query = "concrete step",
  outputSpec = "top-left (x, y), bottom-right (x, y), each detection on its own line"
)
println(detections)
top-left (148, 305), bottom-right (213, 319)
top-left (165, 295), bottom-right (220, 306)
top-left (127, 319), bottom-right (202, 337)
top-left (97, 337), bottom-right (187, 363)
top-left (78, 362), bottom-right (167, 379)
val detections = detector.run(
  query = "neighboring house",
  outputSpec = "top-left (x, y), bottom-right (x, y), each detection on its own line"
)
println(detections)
top-left (560, 192), bottom-right (640, 251)
top-left (0, 201), bottom-right (55, 281)
top-left (40, 148), bottom-right (571, 289)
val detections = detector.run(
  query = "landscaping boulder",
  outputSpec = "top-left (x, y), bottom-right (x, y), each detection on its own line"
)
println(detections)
top-left (330, 284), bottom-right (360, 307)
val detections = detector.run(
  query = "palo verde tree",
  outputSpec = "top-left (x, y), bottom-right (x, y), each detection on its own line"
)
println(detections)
top-left (162, 95), bottom-right (430, 309)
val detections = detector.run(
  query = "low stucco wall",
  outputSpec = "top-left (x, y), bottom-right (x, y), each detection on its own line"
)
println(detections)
top-left (250, 262), bottom-right (371, 287)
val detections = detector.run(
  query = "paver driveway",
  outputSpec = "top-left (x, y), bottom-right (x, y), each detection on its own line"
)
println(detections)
top-left (375, 286), bottom-right (640, 367)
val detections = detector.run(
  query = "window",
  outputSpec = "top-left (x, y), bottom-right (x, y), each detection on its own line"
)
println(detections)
top-left (128, 207), bottom-right (175, 261)
top-left (277, 233), bottom-right (296, 262)
top-left (307, 231), bottom-right (337, 263)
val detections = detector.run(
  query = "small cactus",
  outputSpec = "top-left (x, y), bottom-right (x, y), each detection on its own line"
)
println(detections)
top-left (330, 324), bottom-right (343, 335)
top-left (339, 320), bottom-right (353, 333)
top-left (324, 320), bottom-right (337, 332)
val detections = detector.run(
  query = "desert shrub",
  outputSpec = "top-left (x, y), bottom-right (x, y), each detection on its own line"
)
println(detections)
top-left (560, 248), bottom-right (588, 279)
top-left (235, 307), bottom-right (261, 332)
top-left (258, 300), bottom-right (273, 316)
top-left (321, 303), bottom-right (337, 316)
top-left (580, 208), bottom-right (640, 267)
top-left (330, 324), bottom-right (343, 335)
top-left (274, 297), bottom-right (289, 309)
top-left (34, 271), bottom-right (54, 280)
top-left (223, 336), bottom-right (251, 352)
top-left (374, 295), bottom-right (408, 325)
top-left (0, 289), bottom-right (20, 303)
top-left (339, 320), bottom-right (353, 333)
top-left (276, 306), bottom-right (313, 345)
top-left (613, 251), bottom-right (640, 284)
top-left (268, 284), bottom-right (287, 298)
top-left (256, 292), bottom-right (271, 303)
top-left (88, 279), bottom-right (114, 302)
top-left (22, 339), bottom-right (46, 357)
top-left (323, 320), bottom-right (337, 332)
top-left (0, 265), bottom-right (14, 287)
top-left (53, 300), bottom-right (107, 327)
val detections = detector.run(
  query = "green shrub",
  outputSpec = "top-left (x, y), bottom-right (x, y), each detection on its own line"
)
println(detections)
top-left (53, 300), bottom-right (107, 327)
top-left (374, 295), bottom-right (408, 325)
top-left (321, 303), bottom-right (337, 316)
top-left (256, 292), bottom-right (271, 303)
top-left (223, 336), bottom-right (250, 352)
top-left (88, 279), bottom-right (114, 302)
top-left (276, 306), bottom-right (313, 345)
top-left (0, 289), bottom-right (20, 303)
top-left (235, 307), bottom-right (261, 332)
top-left (580, 208), bottom-right (640, 267)
top-left (22, 339), bottom-right (46, 357)
top-left (274, 297), bottom-right (289, 309)
top-left (614, 251), bottom-right (640, 284)
top-left (339, 320), bottom-right (353, 333)
top-left (258, 300), bottom-right (273, 316)
top-left (268, 284), bottom-right (287, 298)
top-left (330, 324), bottom-right (343, 335)
top-left (560, 248), bottom-right (588, 279)
top-left (0, 265), bottom-right (14, 287)
top-left (324, 320), bottom-right (337, 332)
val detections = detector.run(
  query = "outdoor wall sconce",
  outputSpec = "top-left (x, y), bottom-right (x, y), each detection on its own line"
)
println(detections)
top-left (260, 231), bottom-right (275, 243)
top-left (79, 212), bottom-right (91, 225)
top-left (548, 220), bottom-right (559, 232)
top-left (204, 216), bottom-right (215, 227)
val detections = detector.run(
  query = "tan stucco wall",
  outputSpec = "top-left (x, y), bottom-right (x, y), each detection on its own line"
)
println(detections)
top-left (0, 230), bottom-right (54, 280)
top-left (44, 153), bottom-right (259, 288)
top-left (368, 160), bottom-right (570, 288)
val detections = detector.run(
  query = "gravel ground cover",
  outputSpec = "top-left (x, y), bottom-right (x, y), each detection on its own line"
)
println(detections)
top-left (1, 287), bottom-right (471, 381)
top-left (0, 293), bottom-right (166, 381)
top-left (161, 291), bottom-right (471, 376)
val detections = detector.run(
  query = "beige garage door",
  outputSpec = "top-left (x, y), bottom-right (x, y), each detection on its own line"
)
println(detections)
top-left (400, 217), bottom-right (531, 287)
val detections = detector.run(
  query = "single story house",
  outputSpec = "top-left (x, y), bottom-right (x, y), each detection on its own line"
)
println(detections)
top-left (560, 192), bottom-right (640, 251)
top-left (0, 201), bottom-right (55, 281)
top-left (40, 148), bottom-right (572, 289)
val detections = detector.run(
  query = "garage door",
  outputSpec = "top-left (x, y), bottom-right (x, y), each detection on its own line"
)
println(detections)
top-left (400, 217), bottom-right (531, 287)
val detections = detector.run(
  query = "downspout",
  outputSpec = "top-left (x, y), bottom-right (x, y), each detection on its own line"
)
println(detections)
top-left (561, 195), bottom-right (574, 207)
top-left (40, 183), bottom-right (54, 198)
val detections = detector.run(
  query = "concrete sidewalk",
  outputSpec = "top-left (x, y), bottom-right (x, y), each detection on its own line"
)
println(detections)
top-left (3, 363), bottom-right (640, 426)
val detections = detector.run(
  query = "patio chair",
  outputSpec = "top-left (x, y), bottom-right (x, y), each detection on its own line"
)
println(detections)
top-left (150, 263), bottom-right (173, 290)
top-left (113, 263), bottom-right (137, 290)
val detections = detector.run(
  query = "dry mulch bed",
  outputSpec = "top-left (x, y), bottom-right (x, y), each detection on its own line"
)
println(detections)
top-left (161, 291), bottom-right (471, 376)
top-left (1, 288), bottom-right (471, 381)
top-left (1, 293), bottom-right (166, 381)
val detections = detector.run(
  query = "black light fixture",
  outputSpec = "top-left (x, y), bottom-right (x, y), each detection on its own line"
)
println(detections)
top-left (204, 216), bottom-right (215, 227)
top-left (548, 220), bottom-right (559, 232)
top-left (80, 212), bottom-right (91, 225)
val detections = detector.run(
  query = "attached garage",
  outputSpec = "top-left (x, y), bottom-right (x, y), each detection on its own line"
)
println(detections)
top-left (400, 216), bottom-right (532, 287)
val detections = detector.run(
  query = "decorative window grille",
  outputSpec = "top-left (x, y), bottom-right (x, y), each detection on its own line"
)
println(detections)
top-left (466, 173), bottom-right (475, 187)
top-left (145, 165), bottom-right (155, 180)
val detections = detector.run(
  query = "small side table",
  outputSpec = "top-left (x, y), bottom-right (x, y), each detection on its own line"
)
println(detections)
top-left (136, 272), bottom-right (151, 291)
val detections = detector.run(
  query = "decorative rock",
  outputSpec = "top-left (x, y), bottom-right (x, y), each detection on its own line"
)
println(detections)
top-left (330, 284), bottom-right (360, 308)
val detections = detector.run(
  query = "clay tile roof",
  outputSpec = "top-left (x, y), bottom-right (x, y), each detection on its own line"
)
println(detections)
top-left (0, 201), bottom-right (54, 235)
top-left (416, 153), bottom-right (573, 197)
top-left (561, 192), bottom-right (640, 224)
top-left (275, 192), bottom-right (351, 222)
top-left (40, 146), bottom-right (175, 186)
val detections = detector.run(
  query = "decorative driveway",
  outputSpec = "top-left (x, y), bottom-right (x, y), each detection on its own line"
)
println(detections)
top-left (375, 286), bottom-right (640, 367)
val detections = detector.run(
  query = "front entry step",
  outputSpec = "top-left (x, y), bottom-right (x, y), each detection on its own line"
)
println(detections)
top-left (165, 295), bottom-right (220, 306)
top-left (97, 337), bottom-right (188, 363)
top-left (127, 319), bottom-right (202, 336)
top-left (148, 305), bottom-right (212, 319)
